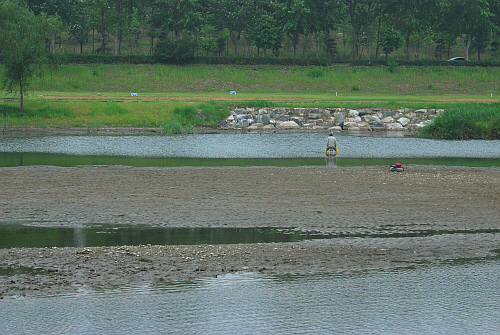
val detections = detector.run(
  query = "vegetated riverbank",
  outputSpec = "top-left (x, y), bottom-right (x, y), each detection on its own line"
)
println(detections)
top-left (2, 102), bottom-right (500, 139)
top-left (419, 102), bottom-right (500, 139)
top-left (2, 64), bottom-right (498, 96)
top-left (1, 165), bottom-right (499, 298)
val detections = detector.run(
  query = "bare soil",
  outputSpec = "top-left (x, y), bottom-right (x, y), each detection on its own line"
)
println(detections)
top-left (1, 165), bottom-right (499, 298)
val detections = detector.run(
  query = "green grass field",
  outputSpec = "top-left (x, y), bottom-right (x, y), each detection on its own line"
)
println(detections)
top-left (1, 64), bottom-right (499, 132)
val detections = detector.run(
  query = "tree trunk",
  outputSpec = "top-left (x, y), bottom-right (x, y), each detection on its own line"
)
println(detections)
top-left (352, 27), bottom-right (358, 60)
top-left (289, 34), bottom-right (299, 58)
top-left (460, 34), bottom-right (471, 61)
top-left (51, 33), bottom-right (56, 54)
top-left (406, 31), bottom-right (411, 60)
top-left (20, 82), bottom-right (24, 114)
top-left (315, 34), bottom-right (319, 58)
top-left (375, 17), bottom-right (381, 59)
top-left (114, 3), bottom-right (120, 55)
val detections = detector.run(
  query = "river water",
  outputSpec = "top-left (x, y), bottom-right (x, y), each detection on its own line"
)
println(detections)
top-left (2, 261), bottom-right (500, 334)
top-left (1, 132), bottom-right (500, 159)
top-left (1, 133), bottom-right (500, 334)
top-left (1, 132), bottom-right (500, 167)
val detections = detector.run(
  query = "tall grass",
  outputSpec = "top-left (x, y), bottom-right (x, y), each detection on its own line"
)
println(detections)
top-left (5, 64), bottom-right (499, 95)
top-left (419, 103), bottom-right (500, 139)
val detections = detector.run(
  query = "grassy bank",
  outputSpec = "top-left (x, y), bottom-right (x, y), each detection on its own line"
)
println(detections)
top-left (2, 64), bottom-right (499, 96)
top-left (1, 64), bottom-right (500, 137)
top-left (419, 103), bottom-right (500, 140)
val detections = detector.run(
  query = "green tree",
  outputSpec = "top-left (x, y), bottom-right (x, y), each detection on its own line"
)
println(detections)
top-left (441, 0), bottom-right (493, 60)
top-left (151, 0), bottom-right (200, 40)
top-left (379, 26), bottom-right (402, 58)
top-left (205, 0), bottom-right (252, 56)
top-left (384, 0), bottom-right (439, 60)
top-left (0, 0), bottom-right (54, 113)
top-left (341, 0), bottom-right (378, 60)
top-left (245, 1), bottom-right (283, 57)
top-left (67, 0), bottom-right (92, 53)
top-left (276, 0), bottom-right (313, 58)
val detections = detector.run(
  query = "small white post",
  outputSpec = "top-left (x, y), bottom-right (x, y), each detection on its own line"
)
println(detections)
top-left (336, 92), bottom-right (338, 96)
top-left (491, 93), bottom-right (493, 98)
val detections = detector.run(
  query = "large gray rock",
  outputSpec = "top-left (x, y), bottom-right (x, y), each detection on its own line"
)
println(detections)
top-left (308, 113), bottom-right (322, 120)
top-left (276, 121), bottom-right (300, 129)
top-left (398, 117), bottom-right (411, 127)
top-left (349, 109), bottom-right (359, 116)
top-left (290, 116), bottom-right (305, 126)
top-left (255, 115), bottom-right (270, 124)
top-left (334, 111), bottom-right (346, 120)
top-left (381, 116), bottom-right (394, 123)
top-left (236, 114), bottom-right (252, 121)
top-left (358, 109), bottom-right (372, 116)
top-left (344, 121), bottom-right (358, 128)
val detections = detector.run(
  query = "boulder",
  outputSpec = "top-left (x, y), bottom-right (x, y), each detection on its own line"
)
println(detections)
top-left (398, 117), bottom-right (411, 127)
top-left (334, 111), bottom-right (346, 119)
top-left (381, 117), bottom-right (394, 123)
top-left (290, 116), bottom-right (304, 126)
top-left (255, 115), bottom-right (270, 124)
top-left (348, 116), bottom-right (362, 123)
top-left (415, 109), bottom-right (427, 114)
top-left (358, 109), bottom-right (372, 116)
top-left (328, 126), bottom-right (342, 131)
top-left (276, 121), bottom-right (300, 129)
top-left (344, 121), bottom-right (358, 128)
top-left (308, 113), bottom-right (322, 120)
top-left (386, 123), bottom-right (404, 130)
top-left (349, 109), bottom-right (359, 116)
top-left (235, 114), bottom-right (252, 121)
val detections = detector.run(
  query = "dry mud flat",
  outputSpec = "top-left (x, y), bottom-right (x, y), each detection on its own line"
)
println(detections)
top-left (1, 165), bottom-right (500, 298)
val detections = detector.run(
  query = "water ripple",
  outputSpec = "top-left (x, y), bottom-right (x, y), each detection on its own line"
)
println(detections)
top-left (1, 133), bottom-right (500, 158)
top-left (2, 262), bottom-right (500, 334)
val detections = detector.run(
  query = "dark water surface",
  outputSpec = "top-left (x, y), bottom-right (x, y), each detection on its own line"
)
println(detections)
top-left (2, 261), bottom-right (499, 334)
top-left (1, 222), bottom-right (499, 249)
top-left (0, 224), bottom-right (331, 249)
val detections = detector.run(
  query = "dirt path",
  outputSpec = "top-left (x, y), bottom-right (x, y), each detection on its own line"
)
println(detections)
top-left (1, 165), bottom-right (500, 297)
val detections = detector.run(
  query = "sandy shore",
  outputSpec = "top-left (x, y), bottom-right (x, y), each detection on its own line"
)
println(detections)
top-left (1, 165), bottom-right (499, 297)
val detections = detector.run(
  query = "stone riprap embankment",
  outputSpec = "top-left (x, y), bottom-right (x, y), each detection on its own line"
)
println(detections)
top-left (219, 107), bottom-right (444, 132)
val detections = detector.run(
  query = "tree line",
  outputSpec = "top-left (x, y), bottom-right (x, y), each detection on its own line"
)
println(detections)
top-left (14, 0), bottom-right (500, 61)
top-left (2, 0), bottom-right (500, 113)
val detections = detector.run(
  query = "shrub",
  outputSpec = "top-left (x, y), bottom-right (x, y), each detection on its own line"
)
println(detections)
top-left (419, 103), bottom-right (500, 139)
top-left (154, 38), bottom-right (198, 65)
top-left (173, 105), bottom-right (197, 121)
top-left (307, 68), bottom-right (324, 78)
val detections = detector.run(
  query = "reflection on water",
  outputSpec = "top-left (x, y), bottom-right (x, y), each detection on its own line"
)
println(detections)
top-left (0, 224), bottom-right (332, 249)
top-left (1, 152), bottom-right (499, 168)
top-left (1, 223), bottom-right (499, 249)
top-left (2, 261), bottom-right (499, 334)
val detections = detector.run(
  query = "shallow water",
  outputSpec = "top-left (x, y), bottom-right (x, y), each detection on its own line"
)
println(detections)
top-left (1, 133), bottom-right (500, 167)
top-left (0, 224), bottom-right (332, 249)
top-left (2, 133), bottom-right (500, 333)
top-left (1, 222), bottom-right (499, 249)
top-left (1, 133), bottom-right (500, 158)
top-left (2, 261), bottom-right (499, 334)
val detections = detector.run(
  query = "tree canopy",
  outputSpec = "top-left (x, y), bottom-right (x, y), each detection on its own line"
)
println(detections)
top-left (0, 0), bottom-right (56, 113)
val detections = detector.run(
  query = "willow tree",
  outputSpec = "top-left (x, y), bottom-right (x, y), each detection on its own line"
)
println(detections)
top-left (0, 0), bottom-right (53, 113)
